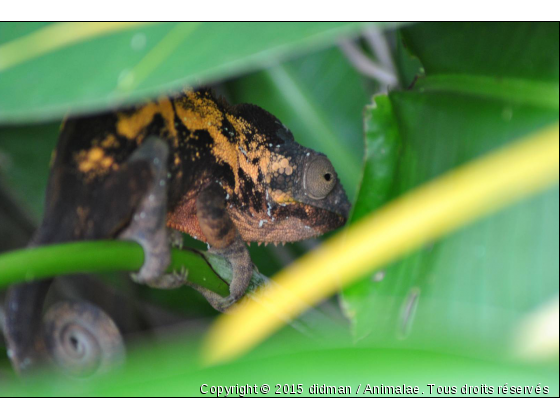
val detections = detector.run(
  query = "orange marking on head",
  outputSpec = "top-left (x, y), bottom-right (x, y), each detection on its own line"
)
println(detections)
top-left (270, 189), bottom-right (295, 204)
top-left (101, 134), bottom-right (119, 148)
top-left (224, 112), bottom-right (271, 196)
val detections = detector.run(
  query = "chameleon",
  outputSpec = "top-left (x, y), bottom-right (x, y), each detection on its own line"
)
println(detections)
top-left (4, 88), bottom-right (350, 374)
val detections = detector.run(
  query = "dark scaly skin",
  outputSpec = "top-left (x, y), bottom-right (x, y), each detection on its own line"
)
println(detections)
top-left (4, 89), bottom-right (350, 374)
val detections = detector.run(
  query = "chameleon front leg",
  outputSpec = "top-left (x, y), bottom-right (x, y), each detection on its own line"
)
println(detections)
top-left (119, 137), bottom-right (171, 283)
top-left (190, 185), bottom-right (253, 312)
top-left (100, 137), bottom-right (251, 306)
top-left (118, 138), bottom-right (194, 290)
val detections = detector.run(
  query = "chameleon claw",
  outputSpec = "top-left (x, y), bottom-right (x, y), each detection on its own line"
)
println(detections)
top-left (168, 228), bottom-right (184, 249)
top-left (133, 265), bottom-right (188, 289)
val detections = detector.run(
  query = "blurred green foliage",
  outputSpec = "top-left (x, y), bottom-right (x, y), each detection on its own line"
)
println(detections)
top-left (341, 23), bottom-right (559, 360)
top-left (0, 123), bottom-right (59, 219)
top-left (0, 22), bottom-right (374, 123)
top-left (0, 22), bottom-right (558, 396)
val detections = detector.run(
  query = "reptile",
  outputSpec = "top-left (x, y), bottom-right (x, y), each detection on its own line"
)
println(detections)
top-left (4, 88), bottom-right (350, 374)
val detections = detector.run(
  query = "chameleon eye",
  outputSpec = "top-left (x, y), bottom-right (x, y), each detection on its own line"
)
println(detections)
top-left (304, 156), bottom-right (336, 199)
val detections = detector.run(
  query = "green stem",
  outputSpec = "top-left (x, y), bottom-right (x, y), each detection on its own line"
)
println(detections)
top-left (0, 241), bottom-right (229, 296)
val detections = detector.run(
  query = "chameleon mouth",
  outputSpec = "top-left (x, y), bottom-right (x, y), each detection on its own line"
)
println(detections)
top-left (229, 202), bottom-right (347, 245)
top-left (278, 203), bottom-right (347, 240)
top-left (311, 205), bottom-right (348, 231)
top-left (335, 200), bottom-right (351, 221)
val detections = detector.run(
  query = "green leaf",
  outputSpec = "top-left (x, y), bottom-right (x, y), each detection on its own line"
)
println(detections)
top-left (0, 22), bottom-right (384, 123)
top-left (351, 95), bottom-right (401, 221)
top-left (401, 22), bottom-right (559, 110)
top-left (3, 330), bottom-right (558, 396)
top-left (341, 22), bottom-right (559, 358)
top-left (401, 22), bottom-right (559, 83)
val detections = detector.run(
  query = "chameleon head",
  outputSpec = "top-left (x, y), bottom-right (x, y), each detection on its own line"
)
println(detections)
top-left (224, 102), bottom-right (351, 244)
top-left (261, 141), bottom-right (350, 242)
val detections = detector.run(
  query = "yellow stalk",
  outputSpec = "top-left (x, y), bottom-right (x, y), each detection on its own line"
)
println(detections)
top-left (203, 123), bottom-right (559, 365)
top-left (0, 22), bottom-right (153, 72)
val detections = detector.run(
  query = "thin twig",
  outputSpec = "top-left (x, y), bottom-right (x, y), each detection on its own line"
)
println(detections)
top-left (363, 26), bottom-right (399, 86)
top-left (339, 39), bottom-right (398, 89)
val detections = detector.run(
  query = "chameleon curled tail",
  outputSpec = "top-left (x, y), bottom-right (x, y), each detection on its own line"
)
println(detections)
top-left (5, 261), bottom-right (125, 377)
top-left (43, 301), bottom-right (124, 377)
top-left (4, 215), bottom-right (128, 377)
top-left (4, 136), bottom-right (173, 376)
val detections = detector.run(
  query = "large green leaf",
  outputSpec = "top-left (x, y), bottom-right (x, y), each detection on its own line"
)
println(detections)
top-left (401, 22), bottom-right (558, 83)
top-left (3, 326), bottom-right (557, 396)
top-left (341, 22), bottom-right (559, 358)
top-left (0, 22), bottom-right (384, 123)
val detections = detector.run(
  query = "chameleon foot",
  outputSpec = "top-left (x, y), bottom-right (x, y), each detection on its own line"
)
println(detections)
top-left (131, 265), bottom-right (188, 290)
top-left (194, 186), bottom-right (253, 311)
top-left (182, 281), bottom-right (238, 313)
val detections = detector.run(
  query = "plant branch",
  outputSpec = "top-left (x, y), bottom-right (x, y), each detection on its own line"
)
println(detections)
top-left (0, 241), bottom-right (231, 296)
